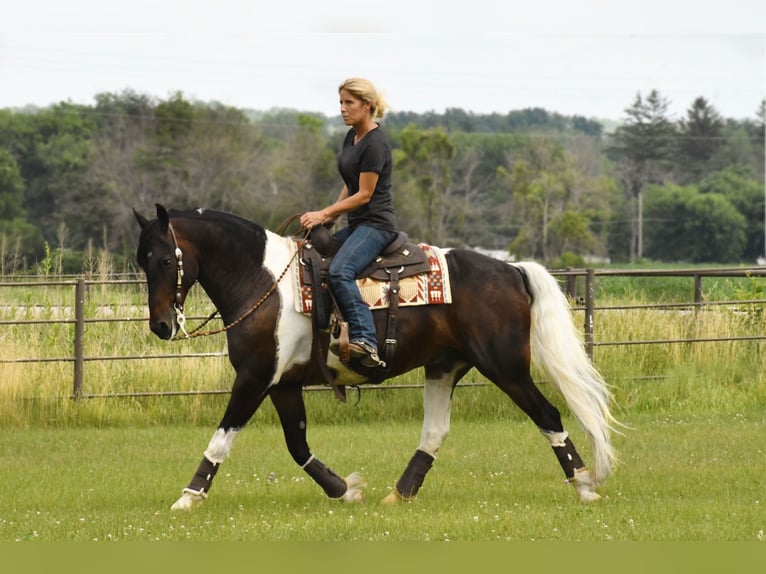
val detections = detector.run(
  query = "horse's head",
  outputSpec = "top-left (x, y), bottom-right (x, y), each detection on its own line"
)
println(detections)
top-left (134, 204), bottom-right (198, 340)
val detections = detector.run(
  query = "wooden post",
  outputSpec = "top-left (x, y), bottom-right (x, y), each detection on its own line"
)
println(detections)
top-left (73, 278), bottom-right (85, 399)
top-left (584, 268), bottom-right (595, 360)
top-left (694, 274), bottom-right (703, 303)
top-left (566, 268), bottom-right (577, 300)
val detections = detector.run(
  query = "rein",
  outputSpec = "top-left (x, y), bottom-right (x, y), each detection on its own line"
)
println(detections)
top-left (167, 217), bottom-right (307, 340)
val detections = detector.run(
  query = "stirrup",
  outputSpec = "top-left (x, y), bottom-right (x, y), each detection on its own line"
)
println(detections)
top-left (349, 341), bottom-right (386, 368)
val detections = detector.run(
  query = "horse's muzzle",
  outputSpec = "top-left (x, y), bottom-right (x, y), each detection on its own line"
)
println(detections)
top-left (150, 319), bottom-right (175, 340)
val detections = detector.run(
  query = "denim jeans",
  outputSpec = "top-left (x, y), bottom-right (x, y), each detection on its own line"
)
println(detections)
top-left (328, 225), bottom-right (397, 350)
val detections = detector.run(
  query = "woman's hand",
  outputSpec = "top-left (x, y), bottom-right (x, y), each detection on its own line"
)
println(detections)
top-left (300, 210), bottom-right (329, 229)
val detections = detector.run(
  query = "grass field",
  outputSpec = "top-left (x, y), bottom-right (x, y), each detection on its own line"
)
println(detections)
top-left (2, 269), bottom-right (765, 544)
top-left (1, 408), bottom-right (763, 542)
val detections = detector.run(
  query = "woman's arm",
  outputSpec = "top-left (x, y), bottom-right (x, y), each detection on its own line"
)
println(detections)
top-left (300, 172), bottom-right (379, 229)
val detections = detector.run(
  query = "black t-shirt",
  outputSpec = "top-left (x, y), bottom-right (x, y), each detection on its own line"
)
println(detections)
top-left (337, 126), bottom-right (398, 232)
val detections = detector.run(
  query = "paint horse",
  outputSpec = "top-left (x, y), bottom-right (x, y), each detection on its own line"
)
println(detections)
top-left (134, 204), bottom-right (618, 510)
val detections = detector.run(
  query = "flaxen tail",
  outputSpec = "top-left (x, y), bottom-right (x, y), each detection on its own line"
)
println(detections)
top-left (514, 261), bottom-right (618, 484)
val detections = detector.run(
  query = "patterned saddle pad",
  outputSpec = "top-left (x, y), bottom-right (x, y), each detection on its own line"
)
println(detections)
top-left (292, 243), bottom-right (452, 314)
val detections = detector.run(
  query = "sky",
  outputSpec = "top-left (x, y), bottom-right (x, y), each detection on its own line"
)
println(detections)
top-left (1, 1), bottom-right (765, 122)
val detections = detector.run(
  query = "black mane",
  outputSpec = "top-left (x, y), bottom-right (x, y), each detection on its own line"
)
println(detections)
top-left (136, 207), bottom-right (267, 271)
top-left (167, 208), bottom-right (266, 236)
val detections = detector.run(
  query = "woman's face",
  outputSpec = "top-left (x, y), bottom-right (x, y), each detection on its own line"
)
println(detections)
top-left (339, 89), bottom-right (370, 127)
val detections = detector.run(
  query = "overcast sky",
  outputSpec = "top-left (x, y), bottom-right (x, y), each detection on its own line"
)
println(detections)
top-left (1, 1), bottom-right (765, 121)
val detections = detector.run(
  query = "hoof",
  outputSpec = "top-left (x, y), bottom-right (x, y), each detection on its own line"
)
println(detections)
top-left (381, 488), bottom-right (414, 505)
top-left (381, 490), bottom-right (402, 504)
top-left (577, 489), bottom-right (602, 503)
top-left (170, 489), bottom-right (206, 511)
top-left (341, 472), bottom-right (366, 503)
top-left (570, 468), bottom-right (602, 503)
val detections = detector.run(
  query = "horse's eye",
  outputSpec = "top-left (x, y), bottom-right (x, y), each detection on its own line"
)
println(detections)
top-left (162, 257), bottom-right (173, 267)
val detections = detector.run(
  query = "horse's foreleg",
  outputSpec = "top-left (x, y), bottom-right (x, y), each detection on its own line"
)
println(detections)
top-left (270, 386), bottom-right (365, 502)
top-left (383, 369), bottom-right (461, 503)
top-left (171, 428), bottom-right (239, 510)
top-left (171, 373), bottom-right (269, 511)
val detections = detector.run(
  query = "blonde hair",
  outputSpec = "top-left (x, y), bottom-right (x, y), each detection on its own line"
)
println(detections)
top-left (338, 77), bottom-right (389, 120)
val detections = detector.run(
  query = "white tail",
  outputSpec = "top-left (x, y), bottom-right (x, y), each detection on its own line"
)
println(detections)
top-left (514, 261), bottom-right (618, 484)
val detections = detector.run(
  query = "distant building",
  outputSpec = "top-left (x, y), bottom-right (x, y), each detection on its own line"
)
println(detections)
top-left (471, 247), bottom-right (515, 263)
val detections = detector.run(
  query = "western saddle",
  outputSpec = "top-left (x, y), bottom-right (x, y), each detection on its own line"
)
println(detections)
top-left (298, 224), bottom-right (430, 400)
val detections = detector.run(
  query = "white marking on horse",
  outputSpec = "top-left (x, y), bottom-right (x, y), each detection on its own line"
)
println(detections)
top-left (325, 351), bottom-right (368, 386)
top-left (262, 233), bottom-right (372, 389)
top-left (262, 231), bottom-right (313, 387)
top-left (419, 371), bottom-right (460, 457)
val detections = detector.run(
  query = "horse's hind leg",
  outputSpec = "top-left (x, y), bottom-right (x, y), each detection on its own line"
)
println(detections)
top-left (171, 371), bottom-right (270, 511)
top-left (491, 372), bottom-right (601, 502)
top-left (270, 385), bottom-right (366, 502)
top-left (382, 361), bottom-right (469, 503)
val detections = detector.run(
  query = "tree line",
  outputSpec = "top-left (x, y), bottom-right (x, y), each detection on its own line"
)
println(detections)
top-left (1, 89), bottom-right (764, 273)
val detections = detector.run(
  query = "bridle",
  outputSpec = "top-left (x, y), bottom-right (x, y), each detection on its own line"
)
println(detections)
top-left (167, 223), bottom-right (189, 336)
top-left (165, 221), bottom-right (301, 340)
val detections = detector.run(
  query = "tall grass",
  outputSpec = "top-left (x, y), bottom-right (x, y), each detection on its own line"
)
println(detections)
top-left (585, 306), bottom-right (766, 413)
top-left (1, 270), bottom-right (765, 428)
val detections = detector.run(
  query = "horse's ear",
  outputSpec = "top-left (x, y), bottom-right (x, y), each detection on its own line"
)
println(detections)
top-left (155, 204), bottom-right (170, 234)
top-left (133, 208), bottom-right (149, 229)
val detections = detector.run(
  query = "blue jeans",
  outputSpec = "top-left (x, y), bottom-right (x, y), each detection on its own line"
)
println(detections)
top-left (328, 225), bottom-right (397, 350)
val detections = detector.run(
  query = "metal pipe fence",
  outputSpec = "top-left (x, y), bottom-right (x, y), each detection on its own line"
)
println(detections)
top-left (2, 267), bottom-right (765, 399)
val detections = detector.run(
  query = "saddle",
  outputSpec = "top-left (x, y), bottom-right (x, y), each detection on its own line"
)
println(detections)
top-left (299, 225), bottom-right (431, 393)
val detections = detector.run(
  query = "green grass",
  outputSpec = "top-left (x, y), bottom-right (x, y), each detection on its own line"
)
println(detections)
top-left (1, 410), bottom-right (763, 542)
top-left (558, 262), bottom-right (766, 303)
top-left (2, 270), bottom-right (766, 543)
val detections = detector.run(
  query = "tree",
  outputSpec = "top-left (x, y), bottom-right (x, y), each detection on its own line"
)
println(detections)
top-left (610, 90), bottom-right (677, 261)
top-left (549, 209), bottom-right (595, 257)
top-left (4, 95), bottom-right (760, 269)
top-left (699, 167), bottom-right (764, 260)
top-left (23, 103), bottom-right (95, 245)
top-left (0, 148), bottom-right (24, 219)
top-left (395, 125), bottom-right (455, 245)
top-left (0, 147), bottom-right (44, 267)
top-left (644, 184), bottom-right (746, 262)
top-left (65, 91), bottom-right (158, 254)
top-left (506, 137), bottom-right (572, 262)
top-left (676, 97), bottom-right (724, 182)
top-left (447, 139), bottom-right (499, 246)
top-left (75, 95), bottom-right (273, 254)
top-left (0, 218), bottom-right (44, 271)
top-left (750, 98), bottom-right (766, 183)
top-left (268, 114), bottom-right (337, 229)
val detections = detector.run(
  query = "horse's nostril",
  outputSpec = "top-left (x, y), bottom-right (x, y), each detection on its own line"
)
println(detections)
top-left (150, 321), bottom-right (172, 340)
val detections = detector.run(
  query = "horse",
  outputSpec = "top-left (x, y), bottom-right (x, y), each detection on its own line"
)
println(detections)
top-left (134, 204), bottom-right (618, 510)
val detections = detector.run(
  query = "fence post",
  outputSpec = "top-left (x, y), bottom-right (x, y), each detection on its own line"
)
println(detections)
top-left (566, 268), bottom-right (577, 299)
top-left (694, 274), bottom-right (703, 303)
top-left (584, 268), bottom-right (595, 360)
top-left (73, 278), bottom-right (85, 399)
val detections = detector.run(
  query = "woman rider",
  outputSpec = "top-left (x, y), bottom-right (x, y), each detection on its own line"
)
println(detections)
top-left (300, 78), bottom-right (398, 368)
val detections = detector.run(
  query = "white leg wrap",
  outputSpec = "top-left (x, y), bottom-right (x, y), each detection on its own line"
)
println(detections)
top-left (204, 428), bottom-right (239, 464)
top-left (540, 429), bottom-right (569, 448)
